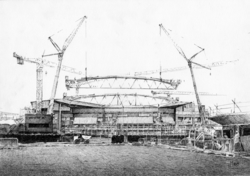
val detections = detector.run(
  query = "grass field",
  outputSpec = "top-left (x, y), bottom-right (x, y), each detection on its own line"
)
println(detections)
top-left (1, 142), bottom-right (250, 176)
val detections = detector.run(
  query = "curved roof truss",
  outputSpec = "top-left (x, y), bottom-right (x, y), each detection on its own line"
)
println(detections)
top-left (65, 93), bottom-right (182, 107)
top-left (65, 76), bottom-right (181, 91)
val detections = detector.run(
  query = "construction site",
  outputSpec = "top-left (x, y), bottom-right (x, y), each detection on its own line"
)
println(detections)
top-left (1, 1), bottom-right (250, 175)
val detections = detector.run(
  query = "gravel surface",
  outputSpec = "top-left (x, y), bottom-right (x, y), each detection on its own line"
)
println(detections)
top-left (1, 144), bottom-right (250, 176)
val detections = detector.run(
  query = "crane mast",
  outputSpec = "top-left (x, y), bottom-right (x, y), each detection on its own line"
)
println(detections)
top-left (47, 16), bottom-right (87, 114)
top-left (36, 62), bottom-right (43, 112)
top-left (13, 52), bottom-right (46, 113)
top-left (159, 24), bottom-right (210, 126)
top-left (188, 60), bottom-right (204, 124)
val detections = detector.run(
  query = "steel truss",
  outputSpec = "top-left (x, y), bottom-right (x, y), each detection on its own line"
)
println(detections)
top-left (65, 76), bottom-right (181, 92)
top-left (65, 93), bottom-right (179, 107)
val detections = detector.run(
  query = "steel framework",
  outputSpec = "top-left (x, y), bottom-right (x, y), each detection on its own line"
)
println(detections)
top-left (13, 52), bottom-right (84, 113)
top-left (65, 93), bottom-right (180, 107)
top-left (65, 76), bottom-right (182, 93)
top-left (0, 111), bottom-right (19, 119)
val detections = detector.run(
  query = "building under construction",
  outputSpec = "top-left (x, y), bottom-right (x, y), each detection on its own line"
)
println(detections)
top-left (10, 17), bottom-right (224, 144)
top-left (27, 95), bottom-right (209, 140)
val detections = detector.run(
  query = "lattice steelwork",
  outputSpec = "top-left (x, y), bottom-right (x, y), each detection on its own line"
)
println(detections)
top-left (65, 76), bottom-right (182, 93)
top-left (65, 93), bottom-right (180, 107)
top-left (13, 51), bottom-right (84, 113)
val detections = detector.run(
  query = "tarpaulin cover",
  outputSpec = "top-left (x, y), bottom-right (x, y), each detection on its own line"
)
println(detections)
top-left (116, 117), bottom-right (153, 124)
top-left (209, 113), bottom-right (250, 126)
top-left (74, 117), bottom-right (97, 124)
top-left (162, 116), bottom-right (174, 124)
top-left (0, 120), bottom-right (16, 125)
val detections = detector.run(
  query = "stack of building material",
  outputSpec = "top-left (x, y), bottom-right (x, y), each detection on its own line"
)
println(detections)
top-left (0, 138), bottom-right (18, 148)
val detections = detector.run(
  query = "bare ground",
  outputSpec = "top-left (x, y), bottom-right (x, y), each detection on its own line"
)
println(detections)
top-left (1, 144), bottom-right (250, 176)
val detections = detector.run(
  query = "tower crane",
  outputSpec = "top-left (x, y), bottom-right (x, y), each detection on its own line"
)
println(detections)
top-left (44, 16), bottom-right (87, 115)
top-left (13, 52), bottom-right (84, 113)
top-left (133, 59), bottom-right (239, 76)
top-left (151, 90), bottom-right (225, 96)
top-left (159, 24), bottom-right (210, 126)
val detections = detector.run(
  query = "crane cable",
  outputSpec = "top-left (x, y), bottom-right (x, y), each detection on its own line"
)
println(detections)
top-left (85, 18), bottom-right (88, 81)
top-left (203, 50), bottom-right (212, 75)
top-left (49, 17), bottom-right (85, 38)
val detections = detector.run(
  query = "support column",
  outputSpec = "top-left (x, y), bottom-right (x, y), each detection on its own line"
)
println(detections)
top-left (174, 108), bottom-right (178, 129)
top-left (58, 103), bottom-right (62, 133)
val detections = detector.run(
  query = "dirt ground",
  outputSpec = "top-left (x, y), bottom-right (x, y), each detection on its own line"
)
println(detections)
top-left (1, 142), bottom-right (250, 176)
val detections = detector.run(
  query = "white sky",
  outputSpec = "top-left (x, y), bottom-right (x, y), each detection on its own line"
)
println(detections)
top-left (0, 0), bottom-right (250, 113)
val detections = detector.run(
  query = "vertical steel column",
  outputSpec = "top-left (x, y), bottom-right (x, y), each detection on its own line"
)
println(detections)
top-left (36, 63), bottom-right (43, 113)
top-left (58, 103), bottom-right (62, 132)
top-left (174, 108), bottom-right (178, 129)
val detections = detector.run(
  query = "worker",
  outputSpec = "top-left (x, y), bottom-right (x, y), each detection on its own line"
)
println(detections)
top-left (214, 140), bottom-right (222, 150)
top-left (223, 134), bottom-right (230, 152)
top-left (233, 130), bottom-right (240, 152)
top-left (78, 134), bottom-right (84, 142)
top-left (124, 130), bottom-right (128, 143)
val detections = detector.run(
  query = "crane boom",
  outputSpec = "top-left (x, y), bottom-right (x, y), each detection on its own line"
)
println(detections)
top-left (159, 23), bottom-right (208, 126)
top-left (13, 52), bottom-right (83, 75)
top-left (47, 16), bottom-right (87, 115)
top-left (48, 37), bottom-right (61, 52)
top-left (188, 61), bottom-right (203, 119)
top-left (159, 24), bottom-right (188, 60)
top-left (62, 16), bottom-right (87, 51)
top-left (151, 90), bottom-right (224, 96)
top-left (191, 60), bottom-right (211, 70)
top-left (133, 59), bottom-right (239, 76)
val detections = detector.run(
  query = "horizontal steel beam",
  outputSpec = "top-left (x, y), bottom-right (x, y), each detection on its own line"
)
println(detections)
top-left (67, 93), bottom-right (171, 101)
top-left (76, 75), bottom-right (180, 84)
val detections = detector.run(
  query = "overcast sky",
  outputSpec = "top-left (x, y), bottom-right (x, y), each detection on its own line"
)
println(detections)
top-left (0, 0), bottom-right (250, 113)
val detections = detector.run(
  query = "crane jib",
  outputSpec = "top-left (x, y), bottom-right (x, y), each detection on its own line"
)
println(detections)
top-left (47, 16), bottom-right (87, 115)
